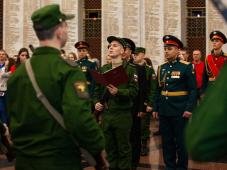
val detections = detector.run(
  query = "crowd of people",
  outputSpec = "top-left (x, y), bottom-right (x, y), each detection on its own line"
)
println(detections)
top-left (0, 4), bottom-right (227, 170)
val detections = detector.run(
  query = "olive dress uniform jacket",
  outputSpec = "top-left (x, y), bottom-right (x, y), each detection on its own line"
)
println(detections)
top-left (153, 58), bottom-right (197, 116)
top-left (7, 47), bottom-right (104, 170)
top-left (93, 61), bottom-right (138, 111)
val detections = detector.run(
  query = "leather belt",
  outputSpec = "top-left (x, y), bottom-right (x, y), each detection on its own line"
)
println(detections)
top-left (161, 91), bottom-right (188, 96)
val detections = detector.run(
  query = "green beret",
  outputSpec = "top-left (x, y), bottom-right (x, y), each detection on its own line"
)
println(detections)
top-left (107, 36), bottom-right (127, 48)
top-left (134, 47), bottom-right (146, 54)
top-left (31, 4), bottom-right (74, 30)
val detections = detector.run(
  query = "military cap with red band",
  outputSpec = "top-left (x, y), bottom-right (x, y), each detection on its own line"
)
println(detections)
top-left (74, 41), bottom-right (90, 49)
top-left (210, 30), bottom-right (227, 44)
top-left (163, 35), bottom-right (183, 49)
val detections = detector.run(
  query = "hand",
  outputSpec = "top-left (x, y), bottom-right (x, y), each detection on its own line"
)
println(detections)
top-left (3, 123), bottom-right (12, 145)
top-left (95, 102), bottom-right (104, 111)
top-left (106, 84), bottom-right (118, 95)
top-left (182, 111), bottom-right (192, 118)
top-left (95, 149), bottom-right (109, 170)
top-left (152, 112), bottom-right (159, 119)
top-left (3, 123), bottom-right (9, 136)
top-left (137, 112), bottom-right (146, 117)
top-left (146, 106), bottom-right (153, 112)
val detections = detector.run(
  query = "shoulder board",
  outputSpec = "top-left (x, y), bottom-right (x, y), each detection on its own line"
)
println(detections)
top-left (88, 58), bottom-right (95, 63)
top-left (129, 63), bottom-right (136, 67)
top-left (63, 59), bottom-right (78, 67)
top-left (102, 63), bottom-right (109, 67)
top-left (160, 61), bottom-right (168, 66)
top-left (102, 63), bottom-right (111, 68)
top-left (179, 60), bottom-right (190, 65)
top-left (145, 63), bottom-right (152, 68)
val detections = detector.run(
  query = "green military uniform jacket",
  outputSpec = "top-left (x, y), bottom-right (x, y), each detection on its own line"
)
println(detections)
top-left (93, 61), bottom-right (138, 112)
top-left (7, 47), bottom-right (104, 168)
top-left (153, 58), bottom-right (197, 116)
top-left (145, 64), bottom-right (157, 107)
top-left (133, 63), bottom-right (156, 112)
top-left (186, 64), bottom-right (227, 161)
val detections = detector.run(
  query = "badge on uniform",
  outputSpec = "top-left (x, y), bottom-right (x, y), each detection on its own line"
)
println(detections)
top-left (133, 74), bottom-right (138, 82)
top-left (152, 74), bottom-right (156, 80)
top-left (73, 81), bottom-right (89, 99)
top-left (171, 71), bottom-right (181, 78)
top-left (81, 66), bottom-right (87, 72)
top-left (161, 69), bottom-right (166, 74)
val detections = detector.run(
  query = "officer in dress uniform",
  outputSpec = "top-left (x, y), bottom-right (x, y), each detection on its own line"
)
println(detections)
top-left (75, 41), bottom-right (97, 97)
top-left (202, 30), bottom-right (227, 94)
top-left (93, 36), bottom-right (138, 170)
top-left (6, 4), bottom-right (106, 170)
top-left (130, 47), bottom-right (156, 169)
top-left (153, 35), bottom-right (197, 170)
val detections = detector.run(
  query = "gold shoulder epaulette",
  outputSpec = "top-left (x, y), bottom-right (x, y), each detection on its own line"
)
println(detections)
top-left (179, 60), bottom-right (190, 65)
top-left (160, 61), bottom-right (167, 66)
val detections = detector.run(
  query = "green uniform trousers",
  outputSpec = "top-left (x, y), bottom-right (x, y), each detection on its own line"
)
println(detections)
top-left (102, 110), bottom-right (132, 170)
top-left (141, 113), bottom-right (151, 140)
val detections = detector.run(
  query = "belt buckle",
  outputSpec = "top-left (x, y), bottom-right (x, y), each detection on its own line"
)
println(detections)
top-left (165, 90), bottom-right (168, 96)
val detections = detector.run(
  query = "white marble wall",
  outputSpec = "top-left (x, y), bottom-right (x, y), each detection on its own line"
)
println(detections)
top-left (206, 0), bottom-right (227, 54)
top-left (102, 0), bottom-right (182, 70)
top-left (3, 0), bottom-right (80, 56)
top-left (3, 0), bottom-right (227, 67)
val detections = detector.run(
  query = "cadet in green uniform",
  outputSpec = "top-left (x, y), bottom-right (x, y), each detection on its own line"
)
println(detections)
top-left (186, 63), bottom-right (227, 162)
top-left (122, 37), bottom-right (136, 62)
top-left (75, 41), bottom-right (97, 97)
top-left (93, 36), bottom-right (138, 170)
top-left (153, 35), bottom-right (197, 170)
top-left (130, 47), bottom-right (156, 169)
top-left (6, 4), bottom-right (106, 170)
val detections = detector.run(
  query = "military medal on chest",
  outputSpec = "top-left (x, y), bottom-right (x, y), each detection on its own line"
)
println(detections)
top-left (81, 66), bottom-right (87, 72)
top-left (171, 71), bottom-right (181, 79)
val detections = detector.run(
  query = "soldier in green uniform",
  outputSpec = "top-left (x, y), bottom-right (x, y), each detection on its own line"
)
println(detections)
top-left (186, 64), bottom-right (227, 162)
top-left (93, 36), bottom-right (138, 170)
top-left (152, 35), bottom-right (197, 170)
top-left (122, 38), bottom-right (136, 62)
top-left (75, 41), bottom-right (97, 97)
top-left (6, 4), bottom-right (106, 170)
top-left (130, 47), bottom-right (156, 169)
